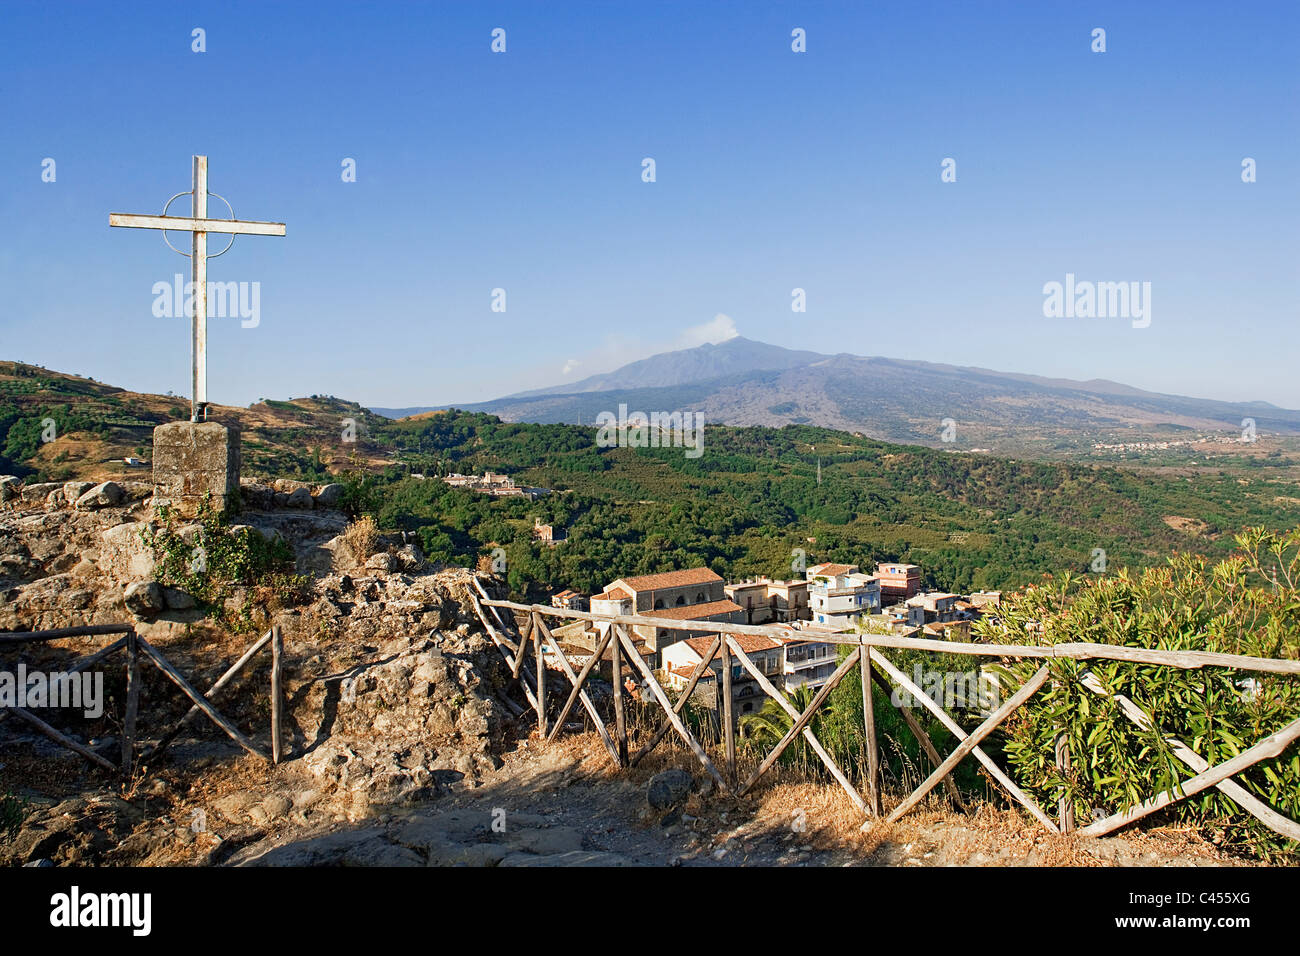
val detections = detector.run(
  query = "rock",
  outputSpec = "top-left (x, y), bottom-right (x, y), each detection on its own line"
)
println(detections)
top-left (0, 476), bottom-right (21, 501)
top-left (62, 481), bottom-right (93, 505)
top-left (161, 587), bottom-right (197, 610)
top-left (647, 769), bottom-right (694, 810)
top-left (510, 827), bottom-right (584, 855)
top-left (394, 543), bottom-right (425, 572)
top-left (20, 482), bottom-right (61, 503)
top-left (285, 487), bottom-right (314, 509)
top-left (273, 478), bottom-right (313, 494)
top-left (75, 481), bottom-right (126, 510)
top-left (239, 829), bottom-right (423, 867)
top-left (123, 581), bottom-right (165, 616)
top-left (314, 483), bottom-right (345, 508)
top-left (366, 552), bottom-right (396, 572)
top-left (98, 522), bottom-right (156, 581)
top-left (238, 480), bottom-right (274, 511)
top-left (260, 795), bottom-right (292, 820)
top-left (211, 792), bottom-right (259, 823)
top-left (119, 481), bottom-right (153, 500)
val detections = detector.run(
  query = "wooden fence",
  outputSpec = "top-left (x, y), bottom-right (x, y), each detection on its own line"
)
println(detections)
top-left (469, 585), bottom-right (1300, 842)
top-left (0, 623), bottom-right (286, 778)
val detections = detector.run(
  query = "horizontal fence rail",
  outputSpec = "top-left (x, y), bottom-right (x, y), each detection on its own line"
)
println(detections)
top-left (473, 595), bottom-right (1300, 842)
top-left (479, 599), bottom-right (1300, 676)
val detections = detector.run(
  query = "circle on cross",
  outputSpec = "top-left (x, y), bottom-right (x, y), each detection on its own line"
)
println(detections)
top-left (160, 190), bottom-right (238, 258)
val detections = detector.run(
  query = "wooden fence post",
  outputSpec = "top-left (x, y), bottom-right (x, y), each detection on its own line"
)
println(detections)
top-left (720, 632), bottom-right (735, 785)
top-left (122, 630), bottom-right (140, 780)
top-left (532, 612), bottom-right (546, 737)
top-left (859, 639), bottom-right (881, 816)
top-left (1055, 731), bottom-right (1074, 833)
top-left (610, 625), bottom-right (628, 766)
top-left (271, 626), bottom-right (284, 765)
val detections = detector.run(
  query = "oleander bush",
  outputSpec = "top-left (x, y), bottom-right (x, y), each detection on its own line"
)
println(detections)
top-left (978, 526), bottom-right (1300, 861)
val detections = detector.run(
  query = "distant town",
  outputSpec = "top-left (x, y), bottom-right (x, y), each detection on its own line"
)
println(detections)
top-left (410, 471), bottom-right (551, 500)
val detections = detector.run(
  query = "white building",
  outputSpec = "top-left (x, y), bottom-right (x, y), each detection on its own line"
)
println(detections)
top-left (806, 563), bottom-right (881, 629)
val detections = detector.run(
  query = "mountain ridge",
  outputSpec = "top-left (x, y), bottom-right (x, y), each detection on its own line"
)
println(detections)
top-left (369, 338), bottom-right (1300, 452)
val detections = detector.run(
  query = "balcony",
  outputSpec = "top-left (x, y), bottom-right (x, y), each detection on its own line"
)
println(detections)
top-left (785, 650), bottom-right (836, 672)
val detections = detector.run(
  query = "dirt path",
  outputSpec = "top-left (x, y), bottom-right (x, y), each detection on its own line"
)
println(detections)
top-left (225, 733), bottom-right (1252, 868)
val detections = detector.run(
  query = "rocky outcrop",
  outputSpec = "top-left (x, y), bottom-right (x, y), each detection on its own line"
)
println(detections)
top-left (74, 481), bottom-right (126, 510)
top-left (298, 628), bottom-right (508, 814)
top-left (0, 470), bottom-right (531, 867)
top-left (122, 580), bottom-right (165, 615)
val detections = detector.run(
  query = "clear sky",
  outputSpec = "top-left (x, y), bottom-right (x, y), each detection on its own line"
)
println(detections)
top-left (2, 1), bottom-right (1297, 409)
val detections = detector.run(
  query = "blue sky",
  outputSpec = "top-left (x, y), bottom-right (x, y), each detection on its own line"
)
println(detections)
top-left (2, 0), bottom-right (1297, 409)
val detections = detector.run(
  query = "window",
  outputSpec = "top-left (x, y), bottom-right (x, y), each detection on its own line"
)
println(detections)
top-left (695, 592), bottom-right (706, 604)
top-left (654, 598), bottom-right (664, 609)
top-left (676, 595), bottom-right (686, 606)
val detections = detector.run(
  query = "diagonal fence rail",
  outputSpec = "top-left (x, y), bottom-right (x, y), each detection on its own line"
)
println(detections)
top-left (0, 624), bottom-right (286, 778)
top-left (471, 590), bottom-right (1300, 842)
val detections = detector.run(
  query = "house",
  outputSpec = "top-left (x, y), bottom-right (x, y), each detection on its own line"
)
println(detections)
top-left (923, 619), bottom-right (972, 642)
top-left (441, 472), bottom-right (549, 499)
top-left (875, 562), bottom-right (922, 604)
top-left (902, 592), bottom-right (959, 628)
top-left (806, 562), bottom-right (858, 580)
top-left (550, 589), bottom-right (588, 612)
top-left (534, 518), bottom-right (564, 545)
top-left (661, 633), bottom-right (784, 724)
top-left (723, 577), bottom-right (810, 625)
top-left (778, 630), bottom-right (840, 691)
top-left (725, 580), bottom-right (772, 624)
top-left (590, 567), bottom-right (745, 664)
top-left (806, 565), bottom-right (881, 629)
top-left (764, 578), bottom-right (810, 622)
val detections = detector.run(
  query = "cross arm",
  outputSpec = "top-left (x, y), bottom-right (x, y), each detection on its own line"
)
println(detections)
top-left (109, 213), bottom-right (286, 237)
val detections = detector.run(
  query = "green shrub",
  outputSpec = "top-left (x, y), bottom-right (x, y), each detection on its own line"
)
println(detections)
top-left (1, 791), bottom-right (28, 844)
top-left (979, 526), bottom-right (1300, 861)
top-left (140, 499), bottom-right (309, 632)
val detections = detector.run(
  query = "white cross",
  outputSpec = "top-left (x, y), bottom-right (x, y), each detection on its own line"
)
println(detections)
top-left (110, 155), bottom-right (286, 422)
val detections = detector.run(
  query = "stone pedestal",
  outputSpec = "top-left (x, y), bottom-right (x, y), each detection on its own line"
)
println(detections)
top-left (152, 420), bottom-right (241, 517)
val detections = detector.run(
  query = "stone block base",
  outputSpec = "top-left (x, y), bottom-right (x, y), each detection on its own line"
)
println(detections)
top-left (152, 420), bottom-right (241, 518)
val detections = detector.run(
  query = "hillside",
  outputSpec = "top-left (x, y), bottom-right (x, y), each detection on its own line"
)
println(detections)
top-left (7, 360), bottom-right (1300, 599)
top-left (0, 361), bottom-right (395, 485)
top-left (373, 338), bottom-right (1300, 464)
top-left (357, 413), bottom-right (1300, 598)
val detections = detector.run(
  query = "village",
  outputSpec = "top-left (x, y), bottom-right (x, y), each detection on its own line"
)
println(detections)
top-left (543, 559), bottom-right (1001, 726)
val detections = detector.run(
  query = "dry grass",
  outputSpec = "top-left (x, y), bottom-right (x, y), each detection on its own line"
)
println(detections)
top-left (531, 726), bottom-right (1246, 866)
top-left (342, 515), bottom-right (378, 562)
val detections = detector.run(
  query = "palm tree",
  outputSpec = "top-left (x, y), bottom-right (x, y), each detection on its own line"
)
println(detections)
top-left (739, 684), bottom-right (834, 770)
